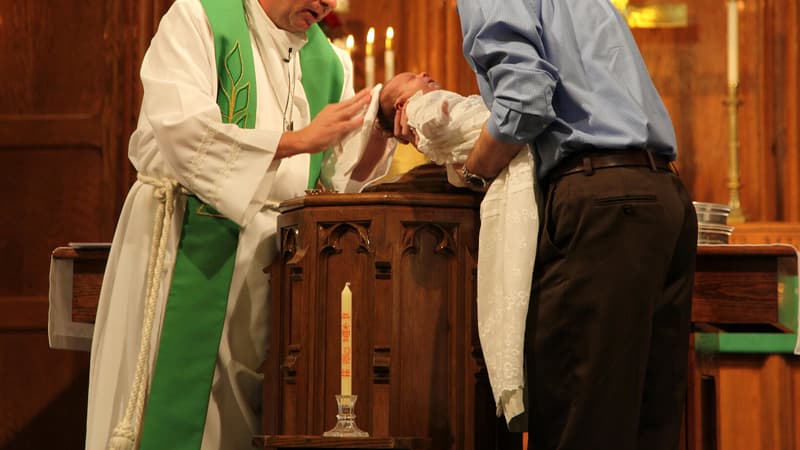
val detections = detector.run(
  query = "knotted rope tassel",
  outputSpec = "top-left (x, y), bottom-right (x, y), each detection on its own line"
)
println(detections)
top-left (107, 175), bottom-right (179, 450)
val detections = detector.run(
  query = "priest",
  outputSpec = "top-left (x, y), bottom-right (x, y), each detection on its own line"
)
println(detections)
top-left (85, 0), bottom-right (393, 449)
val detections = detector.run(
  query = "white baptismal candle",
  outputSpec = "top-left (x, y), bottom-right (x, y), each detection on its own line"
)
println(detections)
top-left (365, 27), bottom-right (375, 89)
top-left (727, 0), bottom-right (739, 86)
top-left (384, 27), bottom-right (395, 82)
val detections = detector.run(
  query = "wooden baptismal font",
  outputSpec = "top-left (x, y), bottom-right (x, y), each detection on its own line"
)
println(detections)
top-left (260, 165), bottom-right (520, 450)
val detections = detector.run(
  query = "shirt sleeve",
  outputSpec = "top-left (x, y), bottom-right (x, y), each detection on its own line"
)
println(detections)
top-left (132, 0), bottom-right (282, 227)
top-left (458, 0), bottom-right (559, 145)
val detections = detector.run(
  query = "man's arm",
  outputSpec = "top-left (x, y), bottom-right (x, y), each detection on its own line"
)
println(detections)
top-left (456, 0), bottom-right (558, 182)
top-left (462, 124), bottom-right (524, 181)
top-left (458, 0), bottom-right (558, 146)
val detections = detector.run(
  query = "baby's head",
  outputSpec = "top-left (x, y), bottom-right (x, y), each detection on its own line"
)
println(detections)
top-left (376, 72), bottom-right (442, 132)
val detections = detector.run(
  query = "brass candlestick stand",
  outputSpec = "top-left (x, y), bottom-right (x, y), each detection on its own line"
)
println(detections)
top-left (725, 82), bottom-right (746, 223)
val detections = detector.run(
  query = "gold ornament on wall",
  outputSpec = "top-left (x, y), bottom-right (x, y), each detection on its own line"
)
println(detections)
top-left (610, 0), bottom-right (688, 28)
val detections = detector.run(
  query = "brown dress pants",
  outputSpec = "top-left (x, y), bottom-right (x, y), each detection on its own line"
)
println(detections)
top-left (526, 161), bottom-right (697, 450)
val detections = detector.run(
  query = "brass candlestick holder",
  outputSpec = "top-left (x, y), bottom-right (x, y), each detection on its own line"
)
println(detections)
top-left (725, 82), bottom-right (746, 224)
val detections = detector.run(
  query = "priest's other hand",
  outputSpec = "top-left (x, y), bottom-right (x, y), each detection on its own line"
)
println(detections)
top-left (276, 88), bottom-right (372, 158)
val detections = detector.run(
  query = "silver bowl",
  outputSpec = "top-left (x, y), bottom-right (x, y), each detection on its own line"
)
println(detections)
top-left (698, 223), bottom-right (734, 244)
top-left (693, 201), bottom-right (731, 226)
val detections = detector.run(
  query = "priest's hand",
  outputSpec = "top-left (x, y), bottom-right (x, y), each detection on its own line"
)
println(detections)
top-left (276, 88), bottom-right (372, 158)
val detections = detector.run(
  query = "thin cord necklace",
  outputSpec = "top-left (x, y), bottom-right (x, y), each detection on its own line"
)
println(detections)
top-left (282, 50), bottom-right (297, 131)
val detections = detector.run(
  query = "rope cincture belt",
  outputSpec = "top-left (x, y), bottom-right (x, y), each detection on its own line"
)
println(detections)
top-left (107, 175), bottom-right (241, 450)
top-left (107, 174), bottom-right (180, 450)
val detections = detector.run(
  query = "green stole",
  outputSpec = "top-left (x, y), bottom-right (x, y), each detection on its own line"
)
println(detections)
top-left (138, 1), bottom-right (343, 448)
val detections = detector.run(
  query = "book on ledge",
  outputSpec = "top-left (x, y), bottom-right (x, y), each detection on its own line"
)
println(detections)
top-left (67, 242), bottom-right (111, 250)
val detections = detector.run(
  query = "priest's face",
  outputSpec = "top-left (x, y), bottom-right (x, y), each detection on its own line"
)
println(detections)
top-left (260, 0), bottom-right (336, 33)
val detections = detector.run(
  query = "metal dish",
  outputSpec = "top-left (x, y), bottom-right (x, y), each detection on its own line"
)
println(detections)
top-left (693, 201), bottom-right (731, 226)
top-left (698, 223), bottom-right (735, 244)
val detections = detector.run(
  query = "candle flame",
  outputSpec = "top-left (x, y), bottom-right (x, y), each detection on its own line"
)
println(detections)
top-left (345, 34), bottom-right (354, 51)
top-left (385, 26), bottom-right (394, 50)
top-left (366, 27), bottom-right (375, 45)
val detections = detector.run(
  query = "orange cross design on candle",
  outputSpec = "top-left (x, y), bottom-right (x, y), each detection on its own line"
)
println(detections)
top-left (341, 282), bottom-right (353, 396)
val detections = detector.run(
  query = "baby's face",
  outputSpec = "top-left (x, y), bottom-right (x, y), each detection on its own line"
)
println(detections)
top-left (382, 72), bottom-right (442, 110)
top-left (378, 72), bottom-right (442, 131)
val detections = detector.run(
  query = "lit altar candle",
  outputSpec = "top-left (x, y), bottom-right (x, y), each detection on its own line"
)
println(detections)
top-left (727, 0), bottom-right (739, 86)
top-left (365, 27), bottom-right (375, 88)
top-left (341, 282), bottom-right (352, 396)
top-left (384, 27), bottom-right (395, 82)
top-left (345, 34), bottom-right (354, 58)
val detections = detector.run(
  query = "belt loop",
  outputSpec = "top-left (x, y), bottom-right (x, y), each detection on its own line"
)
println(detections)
top-left (645, 149), bottom-right (657, 172)
top-left (581, 156), bottom-right (594, 176)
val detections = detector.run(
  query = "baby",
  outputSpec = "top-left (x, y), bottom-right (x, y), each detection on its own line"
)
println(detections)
top-left (376, 72), bottom-right (487, 185)
top-left (378, 72), bottom-right (538, 428)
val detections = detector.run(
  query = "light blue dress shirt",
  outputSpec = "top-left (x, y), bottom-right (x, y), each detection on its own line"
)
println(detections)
top-left (457, 0), bottom-right (678, 179)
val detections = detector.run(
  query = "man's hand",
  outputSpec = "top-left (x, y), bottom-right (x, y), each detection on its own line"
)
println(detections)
top-left (448, 163), bottom-right (482, 192)
top-left (277, 88), bottom-right (372, 158)
top-left (392, 103), bottom-right (418, 147)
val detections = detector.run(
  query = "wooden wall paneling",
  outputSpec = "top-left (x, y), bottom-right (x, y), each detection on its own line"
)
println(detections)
top-left (730, 0), bottom-right (800, 222)
top-left (0, 1), bottom-right (108, 300)
top-left (729, 221), bottom-right (800, 247)
top-left (743, 0), bottom-right (776, 222)
top-left (104, 0), bottom-right (133, 228)
top-left (794, 358), bottom-right (800, 449)
top-left (758, 355), bottom-right (795, 450)
top-left (635, 2), bottom-right (735, 209)
top-left (399, 0), bottom-right (437, 83)
top-left (716, 355), bottom-right (799, 450)
top-left (397, 0), bottom-right (478, 96)
top-left (776, 0), bottom-right (800, 221)
top-left (716, 356), bottom-right (764, 450)
top-left (0, 0), bottom-right (165, 448)
top-left (0, 333), bottom-right (90, 449)
top-left (761, 0), bottom-right (787, 221)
